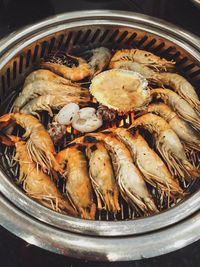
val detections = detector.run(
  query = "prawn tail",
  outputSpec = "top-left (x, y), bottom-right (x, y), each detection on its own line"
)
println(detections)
top-left (79, 203), bottom-right (96, 220)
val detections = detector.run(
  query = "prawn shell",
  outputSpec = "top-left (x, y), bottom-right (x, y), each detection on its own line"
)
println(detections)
top-left (90, 69), bottom-right (150, 112)
top-left (20, 94), bottom-right (89, 117)
top-left (157, 72), bottom-right (200, 114)
top-left (56, 145), bottom-right (96, 220)
top-left (13, 80), bottom-right (89, 112)
top-left (146, 103), bottom-right (200, 152)
top-left (15, 141), bottom-right (76, 215)
top-left (86, 142), bottom-right (120, 212)
top-left (131, 113), bottom-right (200, 180)
top-left (83, 132), bottom-right (158, 215)
top-left (88, 47), bottom-right (111, 76)
top-left (150, 88), bottom-right (200, 131)
top-left (40, 57), bottom-right (91, 81)
top-left (24, 69), bottom-right (75, 87)
top-left (110, 49), bottom-right (175, 71)
top-left (0, 113), bottom-right (62, 174)
top-left (114, 128), bottom-right (183, 198)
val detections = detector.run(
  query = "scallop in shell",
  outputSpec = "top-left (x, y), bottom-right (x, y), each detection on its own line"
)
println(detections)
top-left (89, 69), bottom-right (150, 112)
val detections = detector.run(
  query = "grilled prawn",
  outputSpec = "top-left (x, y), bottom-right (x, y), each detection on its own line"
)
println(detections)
top-left (110, 49), bottom-right (175, 71)
top-left (13, 80), bottom-right (89, 112)
top-left (84, 133), bottom-right (158, 215)
top-left (56, 144), bottom-right (96, 220)
top-left (146, 103), bottom-right (200, 152)
top-left (40, 55), bottom-right (91, 81)
top-left (150, 88), bottom-right (200, 131)
top-left (24, 69), bottom-right (75, 86)
top-left (109, 60), bottom-right (157, 79)
top-left (110, 60), bottom-right (199, 115)
top-left (20, 94), bottom-right (89, 117)
top-left (85, 142), bottom-right (120, 213)
top-left (15, 141), bottom-right (76, 215)
top-left (86, 47), bottom-right (111, 76)
top-left (130, 113), bottom-right (200, 180)
top-left (157, 72), bottom-right (200, 114)
top-left (114, 128), bottom-right (183, 200)
top-left (0, 113), bottom-right (62, 173)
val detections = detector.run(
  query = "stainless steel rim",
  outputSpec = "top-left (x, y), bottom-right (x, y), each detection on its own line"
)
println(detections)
top-left (0, 10), bottom-right (200, 68)
top-left (1, 166), bottom-right (200, 236)
top-left (0, 10), bottom-right (200, 259)
top-left (1, 194), bottom-right (200, 261)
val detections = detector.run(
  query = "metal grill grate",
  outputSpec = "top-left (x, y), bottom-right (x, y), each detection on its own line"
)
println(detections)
top-left (0, 26), bottom-right (200, 222)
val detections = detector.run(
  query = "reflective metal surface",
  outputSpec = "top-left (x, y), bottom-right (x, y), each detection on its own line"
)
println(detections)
top-left (191, 0), bottom-right (200, 8)
top-left (1, 194), bottom-right (200, 261)
top-left (0, 10), bottom-right (200, 260)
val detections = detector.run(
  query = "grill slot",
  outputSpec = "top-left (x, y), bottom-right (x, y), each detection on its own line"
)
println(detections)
top-left (32, 45), bottom-right (40, 64)
top-left (99, 29), bottom-right (110, 43)
top-left (160, 46), bottom-right (176, 57)
top-left (116, 31), bottom-right (129, 44)
top-left (3, 27), bottom-right (199, 96)
top-left (143, 38), bottom-right (157, 51)
top-left (81, 29), bottom-right (92, 44)
top-left (40, 41), bottom-right (49, 58)
top-left (12, 61), bottom-right (17, 81)
top-left (6, 68), bottom-right (11, 89)
top-left (152, 42), bottom-right (165, 53)
top-left (108, 30), bottom-right (120, 43)
top-left (190, 69), bottom-right (200, 79)
top-left (170, 51), bottom-right (181, 60)
top-left (124, 32), bottom-right (137, 45)
top-left (73, 30), bottom-right (83, 45)
top-left (0, 25), bottom-right (200, 224)
top-left (47, 38), bottom-right (56, 55)
top-left (63, 31), bottom-right (73, 49)
top-left (136, 35), bottom-right (148, 47)
top-left (183, 63), bottom-right (196, 72)
top-left (25, 50), bottom-right (32, 68)
top-left (19, 55), bottom-right (24, 74)
top-left (1, 75), bottom-right (6, 98)
top-left (57, 34), bottom-right (65, 50)
top-left (90, 29), bottom-right (101, 43)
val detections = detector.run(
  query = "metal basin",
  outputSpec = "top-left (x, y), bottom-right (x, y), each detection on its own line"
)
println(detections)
top-left (0, 10), bottom-right (200, 261)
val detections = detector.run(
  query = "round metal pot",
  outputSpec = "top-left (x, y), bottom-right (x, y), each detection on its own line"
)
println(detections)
top-left (0, 10), bottom-right (200, 261)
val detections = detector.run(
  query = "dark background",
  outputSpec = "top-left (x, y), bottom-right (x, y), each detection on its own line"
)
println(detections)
top-left (0, 0), bottom-right (200, 36)
top-left (0, 0), bottom-right (200, 266)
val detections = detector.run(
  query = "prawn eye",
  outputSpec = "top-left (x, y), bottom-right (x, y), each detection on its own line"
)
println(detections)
top-left (77, 145), bottom-right (86, 153)
top-left (90, 144), bottom-right (97, 152)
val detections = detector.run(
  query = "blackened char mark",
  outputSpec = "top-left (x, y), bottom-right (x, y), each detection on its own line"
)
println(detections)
top-left (77, 144), bottom-right (86, 153)
top-left (65, 142), bottom-right (76, 148)
top-left (84, 136), bottom-right (99, 143)
top-left (102, 131), bottom-right (112, 135)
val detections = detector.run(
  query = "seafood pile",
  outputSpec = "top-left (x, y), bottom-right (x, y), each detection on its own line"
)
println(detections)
top-left (0, 46), bottom-right (199, 220)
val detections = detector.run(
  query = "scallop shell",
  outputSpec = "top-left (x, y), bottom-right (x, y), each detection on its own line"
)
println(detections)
top-left (89, 69), bottom-right (150, 112)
